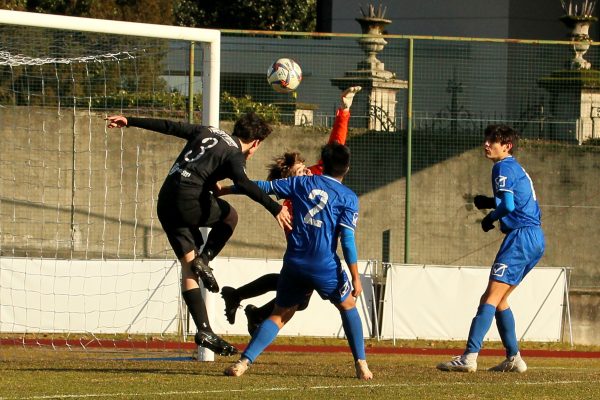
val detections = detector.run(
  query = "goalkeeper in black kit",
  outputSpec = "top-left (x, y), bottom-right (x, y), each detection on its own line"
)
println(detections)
top-left (106, 112), bottom-right (291, 356)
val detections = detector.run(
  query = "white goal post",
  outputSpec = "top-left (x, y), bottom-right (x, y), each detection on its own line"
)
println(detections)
top-left (0, 10), bottom-right (222, 361)
top-left (0, 9), bottom-right (221, 127)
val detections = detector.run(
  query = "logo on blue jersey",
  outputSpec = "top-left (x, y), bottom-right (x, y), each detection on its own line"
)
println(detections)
top-left (495, 175), bottom-right (507, 189)
top-left (352, 212), bottom-right (359, 226)
top-left (492, 263), bottom-right (508, 277)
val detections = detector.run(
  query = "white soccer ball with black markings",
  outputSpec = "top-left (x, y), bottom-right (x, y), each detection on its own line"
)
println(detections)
top-left (267, 58), bottom-right (302, 93)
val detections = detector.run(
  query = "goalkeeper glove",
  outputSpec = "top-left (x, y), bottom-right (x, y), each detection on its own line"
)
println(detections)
top-left (474, 195), bottom-right (495, 210)
top-left (481, 213), bottom-right (495, 232)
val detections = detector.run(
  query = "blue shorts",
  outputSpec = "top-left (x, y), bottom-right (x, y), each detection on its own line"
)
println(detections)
top-left (275, 263), bottom-right (351, 308)
top-left (490, 225), bottom-right (545, 286)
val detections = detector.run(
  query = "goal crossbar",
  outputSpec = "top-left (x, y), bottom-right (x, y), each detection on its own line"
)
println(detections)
top-left (0, 9), bottom-right (221, 126)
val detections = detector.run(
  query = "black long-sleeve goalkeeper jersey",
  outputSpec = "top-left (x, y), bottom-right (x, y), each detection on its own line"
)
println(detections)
top-left (127, 117), bottom-right (282, 216)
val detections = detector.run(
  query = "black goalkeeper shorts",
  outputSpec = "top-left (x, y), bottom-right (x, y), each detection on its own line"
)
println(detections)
top-left (157, 193), bottom-right (231, 259)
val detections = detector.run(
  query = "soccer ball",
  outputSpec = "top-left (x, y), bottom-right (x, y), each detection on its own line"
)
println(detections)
top-left (267, 58), bottom-right (302, 93)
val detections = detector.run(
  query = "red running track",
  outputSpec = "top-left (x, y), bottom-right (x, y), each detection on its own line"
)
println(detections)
top-left (2, 338), bottom-right (599, 359)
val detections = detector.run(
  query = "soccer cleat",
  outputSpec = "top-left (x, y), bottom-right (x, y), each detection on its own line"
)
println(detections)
top-left (355, 359), bottom-right (373, 380)
top-left (340, 86), bottom-right (362, 109)
top-left (436, 355), bottom-right (478, 372)
top-left (488, 352), bottom-right (527, 373)
top-left (194, 330), bottom-right (238, 356)
top-left (224, 357), bottom-right (251, 377)
top-left (244, 304), bottom-right (262, 336)
top-left (191, 255), bottom-right (219, 293)
top-left (221, 286), bottom-right (241, 324)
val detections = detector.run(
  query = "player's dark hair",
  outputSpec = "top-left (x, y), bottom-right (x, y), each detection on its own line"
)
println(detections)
top-left (484, 124), bottom-right (519, 154)
top-left (266, 151), bottom-right (305, 181)
top-left (321, 142), bottom-right (350, 177)
top-left (232, 112), bottom-right (273, 142)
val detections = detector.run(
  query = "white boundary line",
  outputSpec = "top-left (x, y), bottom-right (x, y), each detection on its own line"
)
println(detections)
top-left (0, 379), bottom-right (594, 399)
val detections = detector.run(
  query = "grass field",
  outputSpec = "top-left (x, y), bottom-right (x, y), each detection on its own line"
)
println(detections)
top-left (1, 339), bottom-right (600, 400)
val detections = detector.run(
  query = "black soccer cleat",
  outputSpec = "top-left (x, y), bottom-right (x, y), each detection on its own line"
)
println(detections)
top-left (191, 256), bottom-right (219, 293)
top-left (244, 304), bottom-right (262, 336)
top-left (195, 330), bottom-right (239, 356)
top-left (221, 286), bottom-right (241, 324)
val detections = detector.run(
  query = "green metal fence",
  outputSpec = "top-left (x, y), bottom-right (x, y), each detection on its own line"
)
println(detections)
top-left (218, 31), bottom-right (600, 288)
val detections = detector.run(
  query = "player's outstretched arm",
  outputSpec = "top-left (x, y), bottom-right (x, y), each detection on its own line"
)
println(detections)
top-left (340, 86), bottom-right (361, 110)
top-left (105, 115), bottom-right (127, 128)
top-left (328, 86), bottom-right (362, 147)
top-left (107, 116), bottom-right (199, 140)
top-left (225, 180), bottom-right (274, 197)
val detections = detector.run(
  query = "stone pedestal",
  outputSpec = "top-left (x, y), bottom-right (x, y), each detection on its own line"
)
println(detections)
top-left (273, 102), bottom-right (318, 126)
top-left (539, 70), bottom-right (600, 143)
top-left (331, 73), bottom-right (407, 131)
top-left (330, 10), bottom-right (407, 132)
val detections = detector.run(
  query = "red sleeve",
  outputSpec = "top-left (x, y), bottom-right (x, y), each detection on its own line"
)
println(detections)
top-left (328, 108), bottom-right (350, 145)
top-left (283, 199), bottom-right (293, 235)
top-left (308, 108), bottom-right (350, 175)
top-left (308, 163), bottom-right (324, 176)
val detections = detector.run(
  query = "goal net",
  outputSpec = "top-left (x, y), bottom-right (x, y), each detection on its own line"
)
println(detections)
top-left (0, 10), bottom-right (220, 356)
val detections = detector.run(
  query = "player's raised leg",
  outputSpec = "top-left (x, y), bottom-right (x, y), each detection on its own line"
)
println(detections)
top-left (191, 207), bottom-right (239, 293)
top-left (221, 273), bottom-right (279, 324)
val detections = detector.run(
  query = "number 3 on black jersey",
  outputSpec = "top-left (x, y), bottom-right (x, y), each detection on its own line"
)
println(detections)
top-left (184, 137), bottom-right (218, 162)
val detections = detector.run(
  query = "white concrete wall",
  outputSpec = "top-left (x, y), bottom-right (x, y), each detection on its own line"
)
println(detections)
top-left (0, 258), bottom-right (566, 341)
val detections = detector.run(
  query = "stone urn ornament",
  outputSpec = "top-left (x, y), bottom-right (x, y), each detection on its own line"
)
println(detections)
top-left (356, 3), bottom-right (392, 73)
top-left (560, 0), bottom-right (598, 69)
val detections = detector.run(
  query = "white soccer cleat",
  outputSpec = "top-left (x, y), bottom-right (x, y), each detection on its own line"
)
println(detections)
top-left (488, 352), bottom-right (527, 373)
top-left (340, 86), bottom-right (362, 109)
top-left (355, 359), bottom-right (373, 380)
top-left (436, 355), bottom-right (478, 372)
top-left (224, 357), bottom-right (250, 377)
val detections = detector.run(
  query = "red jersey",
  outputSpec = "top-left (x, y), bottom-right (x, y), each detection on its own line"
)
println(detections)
top-left (282, 108), bottom-right (350, 225)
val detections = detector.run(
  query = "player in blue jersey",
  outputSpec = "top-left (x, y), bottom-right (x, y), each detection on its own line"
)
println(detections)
top-left (223, 142), bottom-right (373, 380)
top-left (219, 86), bottom-right (362, 334)
top-left (437, 124), bottom-right (545, 373)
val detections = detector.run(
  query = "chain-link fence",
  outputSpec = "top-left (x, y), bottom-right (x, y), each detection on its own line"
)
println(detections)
top-left (218, 32), bottom-right (600, 289)
top-left (2, 26), bottom-right (599, 288)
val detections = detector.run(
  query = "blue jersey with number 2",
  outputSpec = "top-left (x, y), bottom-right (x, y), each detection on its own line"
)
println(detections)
top-left (269, 175), bottom-right (359, 274)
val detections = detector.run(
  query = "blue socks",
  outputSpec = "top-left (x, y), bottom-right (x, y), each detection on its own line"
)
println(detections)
top-left (241, 308), bottom-right (366, 364)
top-left (465, 303), bottom-right (496, 354)
top-left (496, 308), bottom-right (519, 357)
top-left (464, 304), bottom-right (519, 357)
top-left (341, 307), bottom-right (366, 360)
top-left (242, 319), bottom-right (280, 363)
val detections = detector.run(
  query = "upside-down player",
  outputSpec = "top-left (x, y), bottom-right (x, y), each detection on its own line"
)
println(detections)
top-left (219, 86), bottom-right (362, 334)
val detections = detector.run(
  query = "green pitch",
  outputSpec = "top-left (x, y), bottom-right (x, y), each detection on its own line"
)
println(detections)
top-left (1, 344), bottom-right (599, 400)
